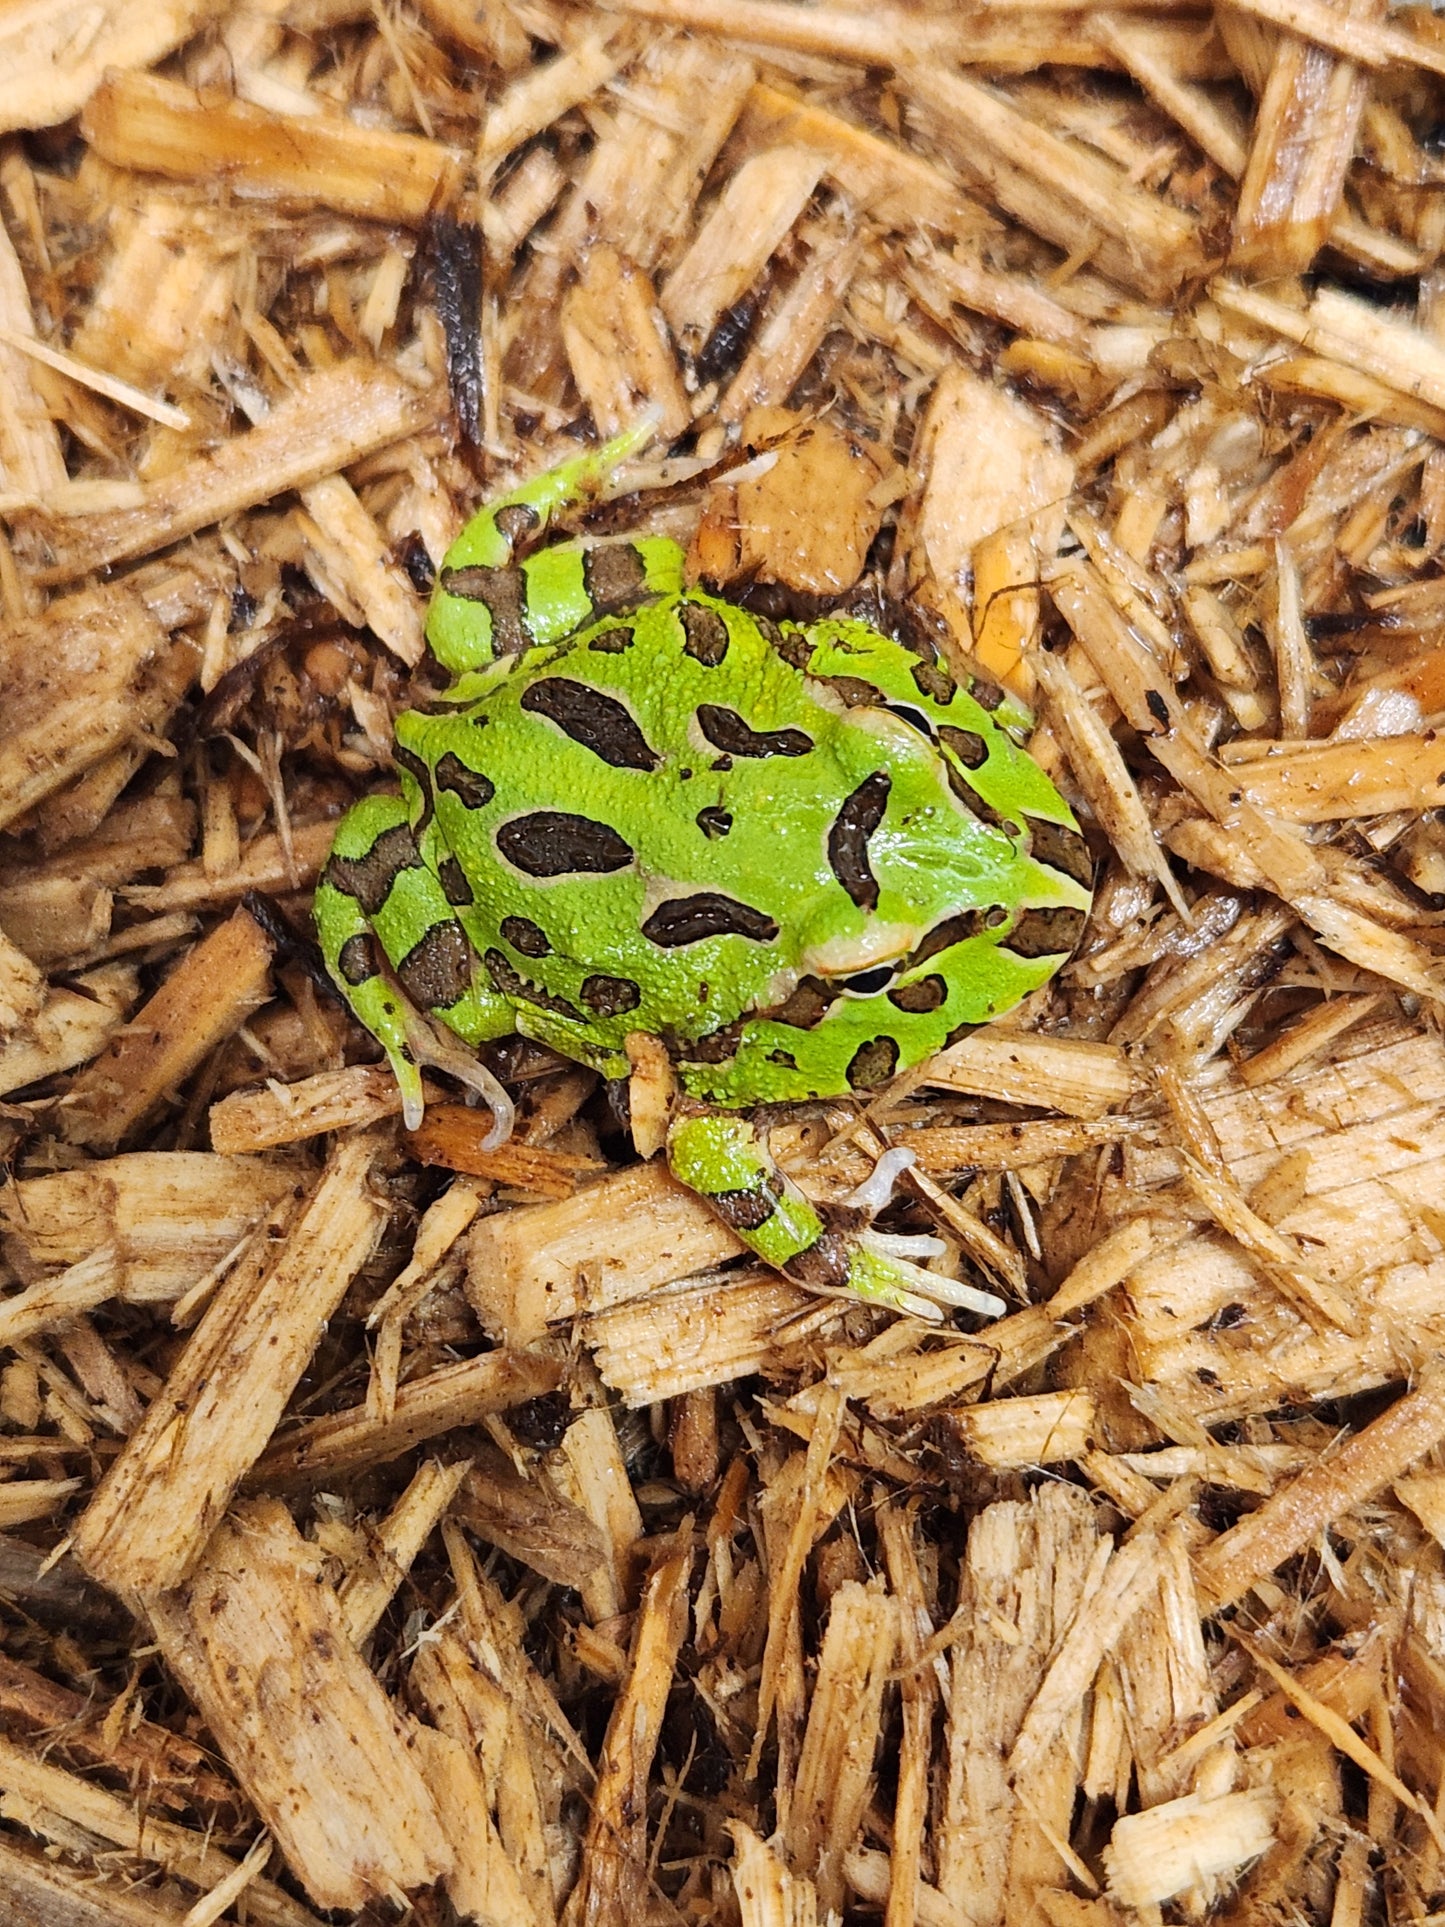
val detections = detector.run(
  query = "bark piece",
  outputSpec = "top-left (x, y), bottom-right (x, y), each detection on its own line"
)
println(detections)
top-left (148, 1498), bottom-right (452, 1911)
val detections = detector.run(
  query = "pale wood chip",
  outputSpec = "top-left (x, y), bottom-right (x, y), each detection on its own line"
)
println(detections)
top-left (559, 245), bottom-right (690, 442)
top-left (1231, 0), bottom-right (1381, 275)
top-left (1195, 1368), bottom-right (1445, 1609)
top-left (939, 1484), bottom-right (1101, 1921)
top-left (253, 1350), bottom-right (562, 1484)
top-left (952, 1388), bottom-right (1096, 1468)
top-left (467, 1159), bottom-right (743, 1343)
top-left (1104, 1789), bottom-right (1278, 1906)
top-left (903, 71), bottom-right (1204, 301)
top-left (0, 1732), bottom-right (318, 1927)
top-left (210, 1064), bottom-right (412, 1152)
top-left (662, 147), bottom-right (825, 353)
top-left (72, 1129), bottom-right (386, 1599)
top-left (147, 1498), bottom-right (452, 1912)
top-left (480, 28), bottom-right (630, 171)
top-left (897, 362), bottom-right (1072, 687)
top-left (732, 1821), bottom-right (821, 1927)
top-left (784, 1579), bottom-right (898, 1918)
top-left (719, 217), bottom-right (864, 424)
top-left (0, 585), bottom-right (180, 830)
top-left (411, 1608), bottom-right (558, 1926)
top-left (62, 904), bottom-right (275, 1151)
top-left (82, 71), bottom-right (465, 223)
top-left (124, 819), bottom-right (335, 913)
top-left (551, 1406), bottom-right (645, 1622)
top-left (0, 964), bottom-right (137, 1099)
top-left (737, 81), bottom-right (995, 233)
top-left (40, 362), bottom-right (444, 583)
top-left (411, 1724), bottom-right (541, 1927)
top-left (587, 1266), bottom-right (837, 1406)
top-left (296, 475), bottom-right (425, 665)
top-left (923, 1030), bottom-right (1138, 1118)
top-left (0, 216), bottom-right (65, 498)
top-left (1032, 646), bottom-right (1182, 904)
top-left (567, 1547), bottom-right (691, 1924)
top-left (336, 1457), bottom-right (471, 1646)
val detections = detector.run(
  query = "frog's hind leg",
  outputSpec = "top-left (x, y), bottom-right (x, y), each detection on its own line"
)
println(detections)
top-left (427, 419), bottom-right (685, 673)
top-left (316, 794), bottom-right (515, 1138)
top-left (665, 1111), bottom-right (1007, 1322)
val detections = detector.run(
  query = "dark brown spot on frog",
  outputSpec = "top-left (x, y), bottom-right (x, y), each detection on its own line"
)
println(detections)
top-left (493, 501), bottom-right (540, 550)
top-left (484, 948), bottom-right (582, 1020)
top-left (847, 1035), bottom-right (900, 1089)
top-left (910, 911), bottom-right (987, 965)
top-left (943, 763), bottom-right (1016, 835)
top-left (679, 602), bottom-right (730, 667)
top-left (588, 623), bottom-right (635, 654)
top-left (696, 806), bottom-right (732, 839)
top-left (817, 674), bottom-right (881, 708)
top-left (970, 676), bottom-right (1005, 711)
top-left (580, 973), bottom-right (642, 1016)
top-left (938, 724), bottom-right (988, 771)
top-left (435, 751), bottom-right (495, 812)
top-left (582, 542), bottom-right (650, 614)
top-left (696, 704), bottom-right (812, 760)
top-left (396, 919), bottom-right (474, 1010)
top-left (827, 771), bottom-right (891, 913)
top-left (501, 914), bottom-right (551, 958)
top-left (520, 676), bottom-right (660, 771)
top-left (1002, 906), bottom-right (1087, 959)
top-left (774, 627), bottom-right (813, 672)
top-left (709, 1176), bottom-right (782, 1232)
top-left (438, 855), bottom-right (474, 906)
top-left (337, 932), bottom-right (380, 985)
top-left (496, 811), bottom-right (633, 877)
top-left (888, 974), bottom-right (947, 1013)
top-left (642, 892), bottom-right (779, 947)
top-left (1027, 817), bottom-right (1093, 889)
top-left (391, 744), bottom-right (435, 836)
top-left (325, 822), bottom-right (423, 916)
top-left (439, 562), bottom-right (534, 655)
top-left (911, 658), bottom-right (956, 705)
top-left (783, 1228), bottom-right (852, 1293)
top-left (764, 976), bottom-right (835, 1029)
top-left (685, 1018), bottom-right (746, 1064)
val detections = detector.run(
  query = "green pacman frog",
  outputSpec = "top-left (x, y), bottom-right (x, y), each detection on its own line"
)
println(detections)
top-left (315, 422), bottom-right (1092, 1321)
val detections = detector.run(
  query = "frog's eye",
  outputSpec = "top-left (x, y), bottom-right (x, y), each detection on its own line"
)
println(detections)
top-left (834, 963), bottom-right (897, 997)
top-left (883, 703), bottom-right (935, 740)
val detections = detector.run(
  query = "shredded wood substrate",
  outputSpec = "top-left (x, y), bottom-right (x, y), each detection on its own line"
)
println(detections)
top-left (0, 0), bottom-right (1441, 1922)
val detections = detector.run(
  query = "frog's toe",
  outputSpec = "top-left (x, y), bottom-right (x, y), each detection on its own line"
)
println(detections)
top-left (845, 1144), bottom-right (917, 1218)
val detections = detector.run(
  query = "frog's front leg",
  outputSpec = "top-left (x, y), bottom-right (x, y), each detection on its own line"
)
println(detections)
top-left (665, 1110), bottom-right (1006, 1323)
top-left (315, 794), bottom-right (515, 1138)
top-left (427, 419), bottom-right (684, 674)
